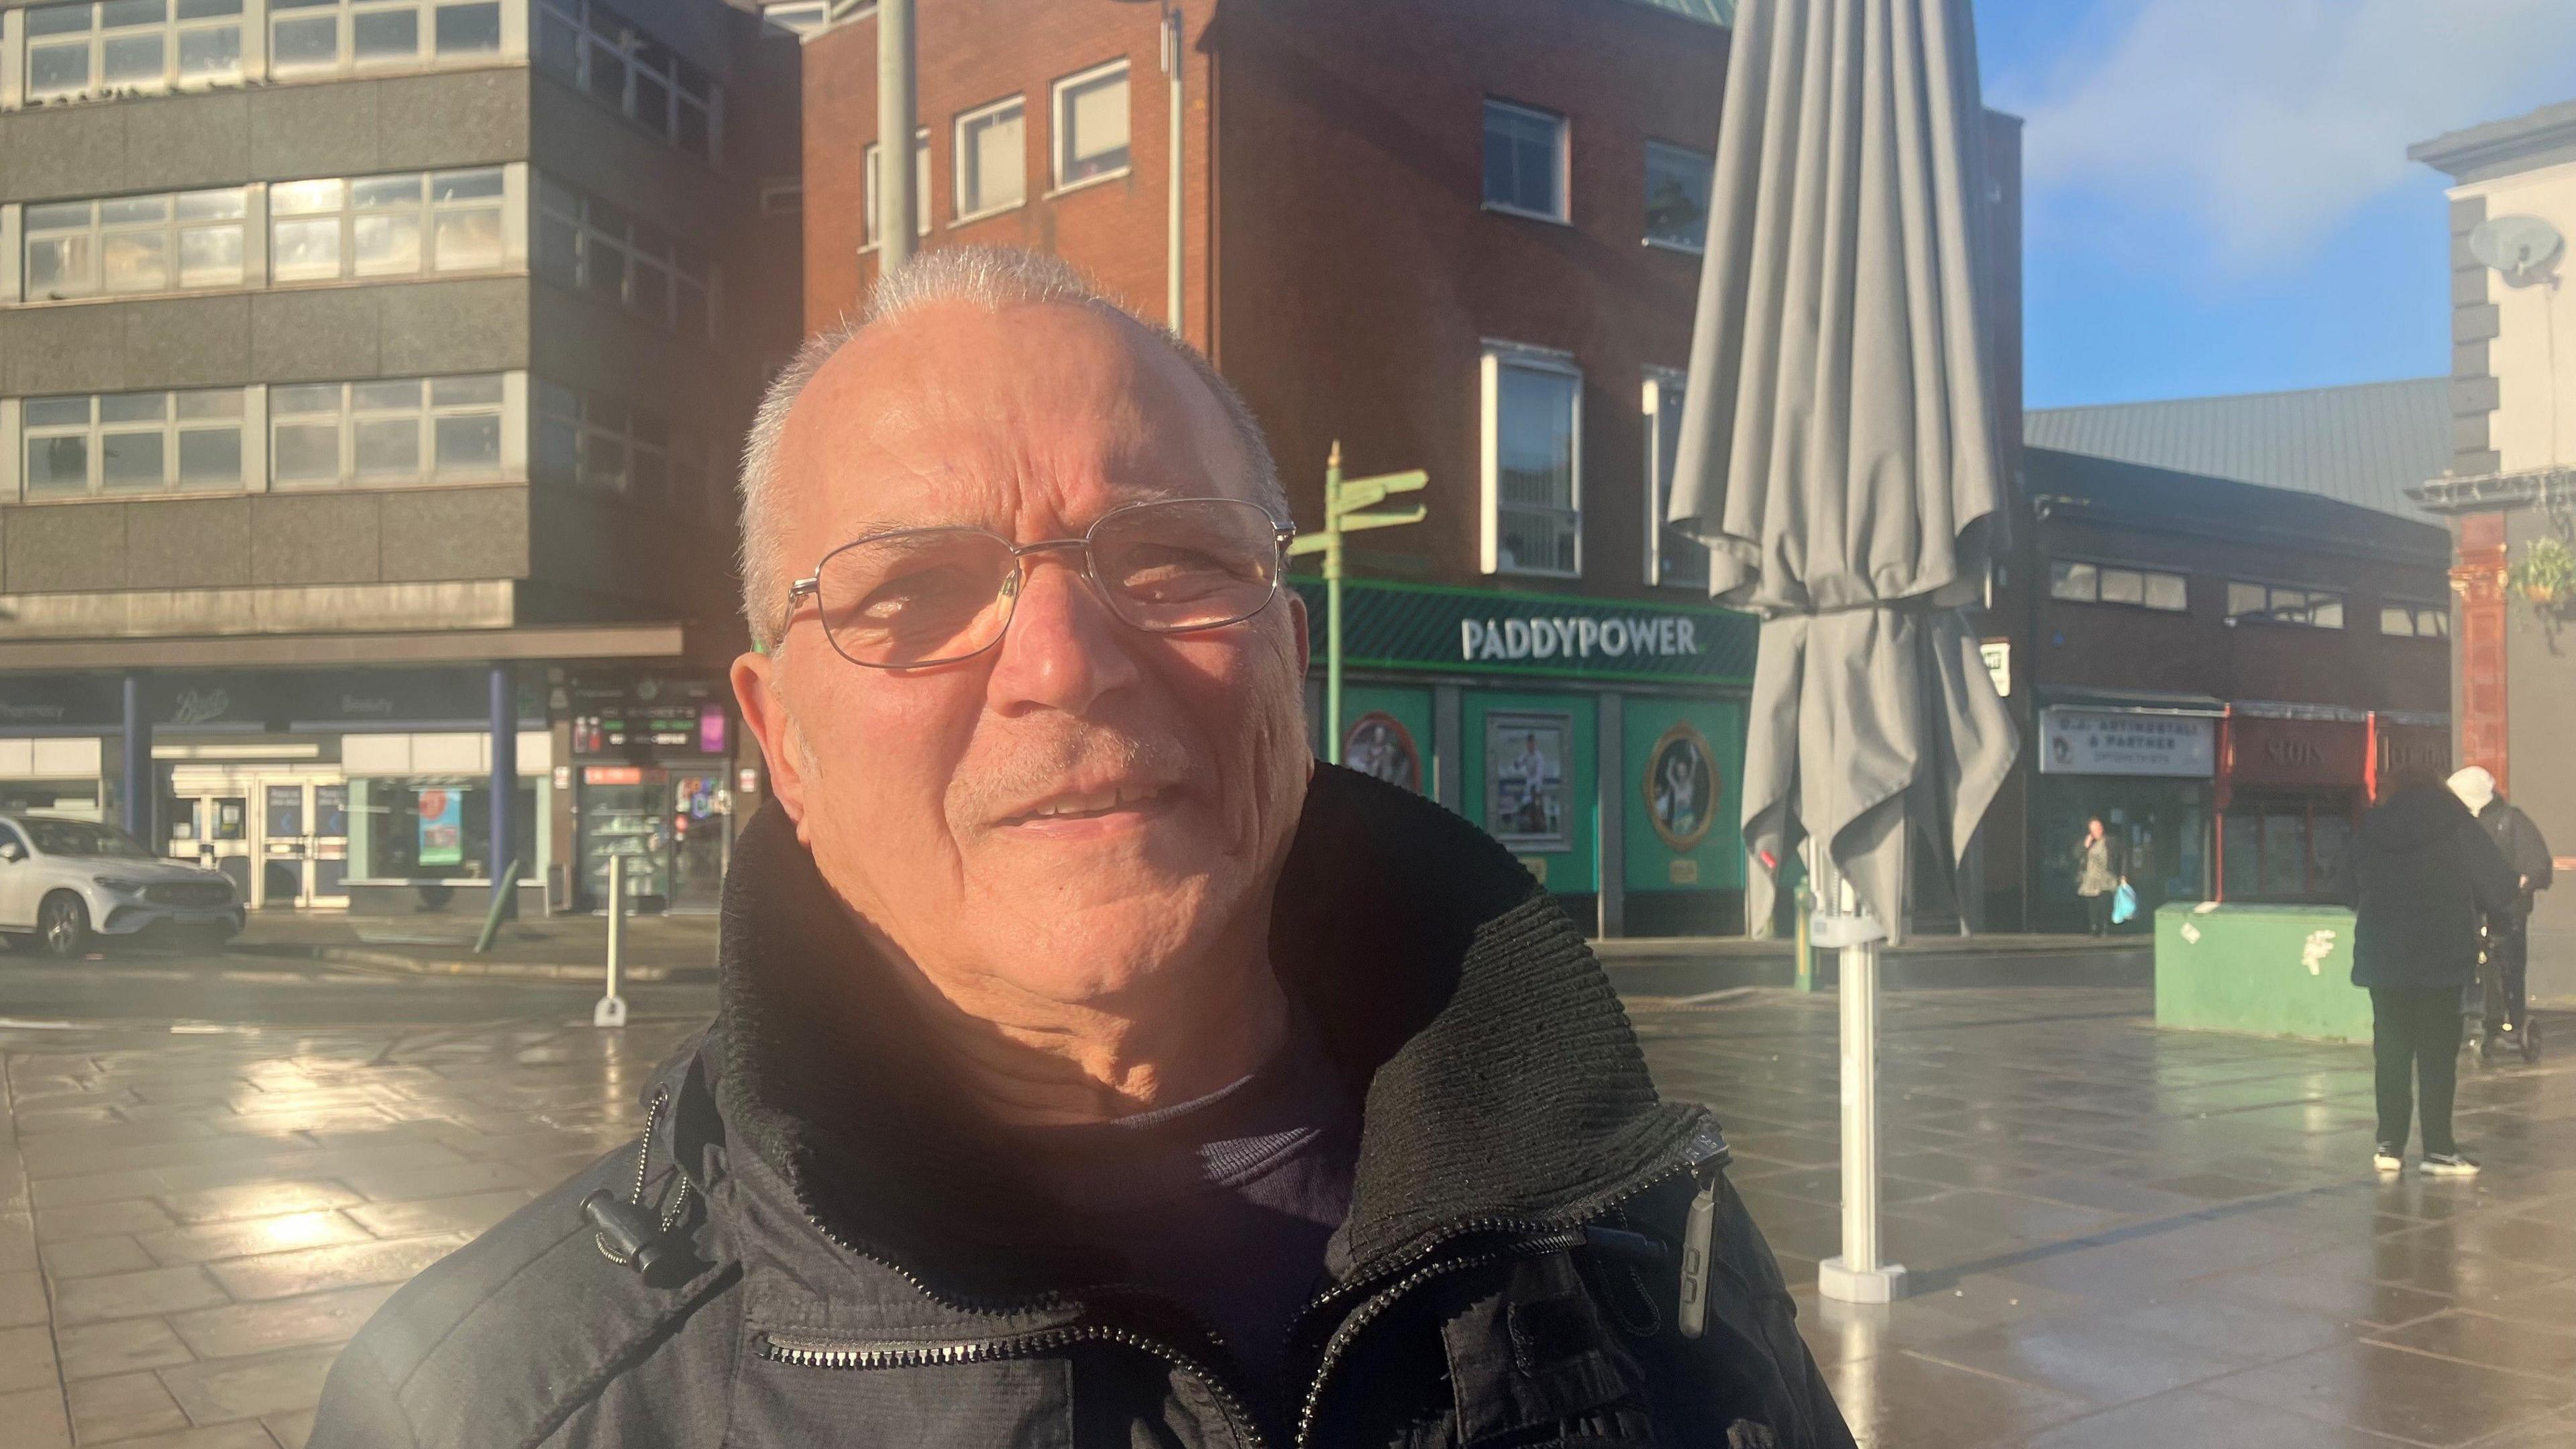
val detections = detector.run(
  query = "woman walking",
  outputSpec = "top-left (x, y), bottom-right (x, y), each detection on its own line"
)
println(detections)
top-left (2076, 818), bottom-right (2123, 936)
top-left (2349, 771), bottom-right (2518, 1177)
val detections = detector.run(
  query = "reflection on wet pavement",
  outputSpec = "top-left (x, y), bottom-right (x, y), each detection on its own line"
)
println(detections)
top-left (0, 988), bottom-right (2565, 1446)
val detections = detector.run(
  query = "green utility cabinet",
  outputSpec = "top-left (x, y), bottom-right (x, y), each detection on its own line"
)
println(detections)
top-left (2153, 902), bottom-right (2374, 1042)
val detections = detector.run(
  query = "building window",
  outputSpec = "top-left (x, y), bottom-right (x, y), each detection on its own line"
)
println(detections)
top-left (955, 95), bottom-right (1027, 221)
top-left (2227, 580), bottom-right (2343, 629)
top-left (2222, 794), bottom-right (2353, 902)
top-left (1643, 370), bottom-right (1707, 588)
top-left (1481, 345), bottom-right (1581, 578)
top-left (535, 380), bottom-right (683, 505)
top-left (759, 0), bottom-right (823, 34)
top-left (2050, 560), bottom-right (2188, 611)
top-left (267, 0), bottom-right (498, 76)
top-left (861, 129), bottom-right (931, 248)
top-left (2379, 602), bottom-right (2450, 639)
top-left (1483, 99), bottom-right (1567, 222)
top-left (758, 177), bottom-right (804, 215)
top-left (1643, 140), bottom-right (1711, 252)
top-left (268, 374), bottom-right (503, 488)
top-left (533, 0), bottom-right (721, 163)
top-left (532, 176), bottom-right (712, 337)
top-left (23, 0), bottom-right (244, 102)
top-left (21, 187), bottom-right (248, 301)
top-left (21, 388), bottom-right (248, 498)
top-left (1053, 59), bottom-right (1130, 189)
top-left (267, 168), bottom-right (505, 284)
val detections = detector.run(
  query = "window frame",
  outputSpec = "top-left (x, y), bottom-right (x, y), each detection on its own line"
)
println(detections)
top-left (861, 127), bottom-right (932, 250)
top-left (19, 387), bottom-right (252, 499)
top-left (2048, 557), bottom-right (2190, 613)
top-left (1479, 341), bottom-right (1583, 580)
top-left (531, 172), bottom-right (713, 339)
top-left (266, 373), bottom-right (508, 490)
top-left (2378, 600), bottom-right (2451, 639)
top-left (953, 93), bottom-right (1028, 225)
top-left (531, 0), bottom-right (724, 166)
top-left (1050, 57), bottom-right (1132, 195)
top-left (1642, 138), bottom-right (1712, 254)
top-left (1642, 366), bottom-right (1708, 590)
top-left (264, 166), bottom-right (507, 287)
top-left (2224, 578), bottom-right (2346, 630)
top-left (535, 378), bottom-right (680, 506)
top-left (1481, 97), bottom-right (1570, 225)
top-left (20, 0), bottom-right (247, 104)
top-left (21, 185), bottom-right (252, 302)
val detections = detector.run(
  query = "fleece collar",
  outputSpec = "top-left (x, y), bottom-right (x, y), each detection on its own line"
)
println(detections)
top-left (705, 765), bottom-right (1704, 1301)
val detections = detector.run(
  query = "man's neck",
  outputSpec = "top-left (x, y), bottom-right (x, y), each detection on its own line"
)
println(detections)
top-left (870, 933), bottom-right (1292, 1128)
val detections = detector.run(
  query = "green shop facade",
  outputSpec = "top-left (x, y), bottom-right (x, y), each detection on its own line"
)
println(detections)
top-left (1291, 578), bottom-right (1758, 937)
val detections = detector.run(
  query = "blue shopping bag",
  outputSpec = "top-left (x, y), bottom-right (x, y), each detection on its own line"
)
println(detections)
top-left (2110, 881), bottom-right (2139, 925)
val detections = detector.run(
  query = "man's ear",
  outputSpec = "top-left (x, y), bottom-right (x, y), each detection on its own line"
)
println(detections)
top-left (732, 651), bottom-right (812, 841)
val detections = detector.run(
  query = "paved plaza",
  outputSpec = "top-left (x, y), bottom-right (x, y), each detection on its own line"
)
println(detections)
top-left (0, 984), bottom-right (2565, 1447)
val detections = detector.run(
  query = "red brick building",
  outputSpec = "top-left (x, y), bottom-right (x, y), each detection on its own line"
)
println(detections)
top-left (796, 0), bottom-right (2023, 936)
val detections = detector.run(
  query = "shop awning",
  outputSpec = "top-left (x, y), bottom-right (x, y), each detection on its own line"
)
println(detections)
top-left (0, 622), bottom-right (721, 673)
top-left (2034, 685), bottom-right (2227, 717)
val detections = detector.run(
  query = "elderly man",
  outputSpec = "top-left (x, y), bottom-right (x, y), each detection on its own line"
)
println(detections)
top-left (309, 247), bottom-right (1847, 1449)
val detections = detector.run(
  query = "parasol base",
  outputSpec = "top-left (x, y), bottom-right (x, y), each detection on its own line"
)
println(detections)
top-left (1819, 1257), bottom-right (1909, 1304)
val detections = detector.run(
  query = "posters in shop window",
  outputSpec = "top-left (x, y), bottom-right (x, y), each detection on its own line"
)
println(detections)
top-left (417, 788), bottom-right (463, 867)
top-left (1485, 711), bottom-right (1570, 851)
top-left (1340, 712), bottom-right (1421, 793)
top-left (1643, 722), bottom-right (1720, 851)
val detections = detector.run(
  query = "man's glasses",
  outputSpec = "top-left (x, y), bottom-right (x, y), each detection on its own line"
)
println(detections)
top-left (781, 496), bottom-right (1297, 669)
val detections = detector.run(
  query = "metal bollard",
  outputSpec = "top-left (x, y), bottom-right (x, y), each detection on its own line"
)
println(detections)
top-left (594, 853), bottom-right (629, 1028)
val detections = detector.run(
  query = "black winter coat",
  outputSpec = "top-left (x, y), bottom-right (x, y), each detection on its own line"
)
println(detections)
top-left (2349, 783), bottom-right (2519, 991)
top-left (307, 767), bottom-right (1853, 1449)
top-left (2475, 798), bottom-right (2555, 916)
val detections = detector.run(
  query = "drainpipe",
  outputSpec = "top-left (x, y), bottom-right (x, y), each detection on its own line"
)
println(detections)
top-left (1163, 3), bottom-right (1184, 333)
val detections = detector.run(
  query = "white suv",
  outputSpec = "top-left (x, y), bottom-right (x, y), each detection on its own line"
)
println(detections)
top-left (0, 815), bottom-right (243, 959)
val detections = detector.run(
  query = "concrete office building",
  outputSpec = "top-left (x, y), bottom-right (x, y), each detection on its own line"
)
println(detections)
top-left (0, 0), bottom-right (800, 915)
top-left (2410, 99), bottom-right (2576, 1006)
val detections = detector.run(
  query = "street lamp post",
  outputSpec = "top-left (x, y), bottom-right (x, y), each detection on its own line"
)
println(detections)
top-left (876, 0), bottom-right (916, 272)
top-left (1286, 443), bottom-right (1426, 755)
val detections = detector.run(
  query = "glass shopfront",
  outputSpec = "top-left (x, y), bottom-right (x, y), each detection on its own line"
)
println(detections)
top-left (2214, 712), bottom-right (2369, 904)
top-left (569, 675), bottom-right (737, 914)
top-left (2033, 702), bottom-right (2220, 933)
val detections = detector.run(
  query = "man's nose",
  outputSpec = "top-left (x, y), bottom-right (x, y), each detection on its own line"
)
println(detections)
top-left (985, 553), bottom-right (1142, 714)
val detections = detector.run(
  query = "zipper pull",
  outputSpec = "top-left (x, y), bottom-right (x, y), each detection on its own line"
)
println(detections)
top-left (586, 1189), bottom-right (672, 1277)
top-left (1676, 1165), bottom-right (1719, 1340)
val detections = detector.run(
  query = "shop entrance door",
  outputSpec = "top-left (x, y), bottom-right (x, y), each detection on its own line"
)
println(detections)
top-left (170, 767), bottom-right (349, 909)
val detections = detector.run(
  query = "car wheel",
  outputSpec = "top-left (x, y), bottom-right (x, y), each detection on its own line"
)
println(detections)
top-left (37, 893), bottom-right (93, 960)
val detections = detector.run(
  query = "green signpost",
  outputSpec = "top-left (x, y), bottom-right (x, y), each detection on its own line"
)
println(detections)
top-left (1287, 442), bottom-right (1427, 751)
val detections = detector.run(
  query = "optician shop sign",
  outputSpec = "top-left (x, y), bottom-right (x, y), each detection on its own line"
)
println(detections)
top-left (1287, 579), bottom-right (1755, 683)
top-left (2038, 708), bottom-right (2216, 778)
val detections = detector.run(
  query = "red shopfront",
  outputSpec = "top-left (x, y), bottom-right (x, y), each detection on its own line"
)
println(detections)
top-left (2216, 710), bottom-right (2367, 902)
top-left (2214, 710), bottom-right (2451, 903)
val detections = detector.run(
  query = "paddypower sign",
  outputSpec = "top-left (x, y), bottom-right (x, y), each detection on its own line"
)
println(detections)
top-left (1287, 578), bottom-right (1755, 683)
top-left (1459, 614), bottom-right (1703, 662)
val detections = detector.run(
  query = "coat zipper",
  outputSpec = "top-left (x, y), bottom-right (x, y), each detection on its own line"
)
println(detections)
top-left (763, 1115), bottom-right (1729, 1449)
top-left (760, 1324), bottom-right (1271, 1448)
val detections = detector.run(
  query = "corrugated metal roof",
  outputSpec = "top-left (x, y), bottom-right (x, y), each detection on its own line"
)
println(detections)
top-left (1620, 0), bottom-right (1733, 26)
top-left (2023, 378), bottom-right (2452, 519)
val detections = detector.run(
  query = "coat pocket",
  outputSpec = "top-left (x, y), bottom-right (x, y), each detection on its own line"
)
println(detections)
top-left (1437, 1253), bottom-right (1650, 1444)
top-left (727, 1324), bottom-right (1077, 1448)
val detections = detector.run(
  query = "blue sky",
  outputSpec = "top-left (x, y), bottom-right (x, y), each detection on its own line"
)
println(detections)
top-left (1976, 0), bottom-right (2576, 409)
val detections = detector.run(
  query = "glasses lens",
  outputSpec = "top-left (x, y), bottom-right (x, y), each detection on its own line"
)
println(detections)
top-left (1090, 498), bottom-right (1283, 633)
top-left (814, 529), bottom-right (1017, 666)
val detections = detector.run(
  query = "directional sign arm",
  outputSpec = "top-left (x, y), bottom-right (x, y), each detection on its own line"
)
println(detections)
top-left (1338, 504), bottom-right (1428, 533)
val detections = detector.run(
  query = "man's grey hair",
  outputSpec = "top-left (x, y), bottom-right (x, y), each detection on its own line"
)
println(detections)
top-left (738, 245), bottom-right (1283, 651)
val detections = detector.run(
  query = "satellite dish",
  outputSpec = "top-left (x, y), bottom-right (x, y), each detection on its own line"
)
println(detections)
top-left (2469, 215), bottom-right (2565, 288)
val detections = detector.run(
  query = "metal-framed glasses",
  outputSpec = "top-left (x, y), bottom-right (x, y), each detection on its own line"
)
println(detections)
top-left (782, 496), bottom-right (1297, 668)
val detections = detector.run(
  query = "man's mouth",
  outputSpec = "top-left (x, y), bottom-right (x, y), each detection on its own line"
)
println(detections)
top-left (1001, 782), bottom-right (1171, 827)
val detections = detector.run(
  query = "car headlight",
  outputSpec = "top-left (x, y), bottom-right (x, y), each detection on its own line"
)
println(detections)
top-left (94, 877), bottom-right (148, 894)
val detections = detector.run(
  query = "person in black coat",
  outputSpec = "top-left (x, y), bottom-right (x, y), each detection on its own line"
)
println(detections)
top-left (2449, 767), bottom-right (2554, 1060)
top-left (2349, 773), bottom-right (2520, 1175)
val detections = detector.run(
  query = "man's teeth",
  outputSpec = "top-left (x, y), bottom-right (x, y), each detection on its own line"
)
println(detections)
top-left (1031, 785), bottom-right (1159, 818)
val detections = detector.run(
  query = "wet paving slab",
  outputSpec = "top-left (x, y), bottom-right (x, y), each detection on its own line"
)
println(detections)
top-left (1631, 987), bottom-right (2576, 1448)
top-left (0, 988), bottom-right (2563, 1446)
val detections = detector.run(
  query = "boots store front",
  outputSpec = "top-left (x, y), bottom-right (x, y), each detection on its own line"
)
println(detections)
top-left (1292, 579), bottom-right (1758, 937)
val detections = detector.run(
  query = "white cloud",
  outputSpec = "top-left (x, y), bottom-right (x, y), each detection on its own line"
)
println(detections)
top-left (1994, 0), bottom-right (2576, 269)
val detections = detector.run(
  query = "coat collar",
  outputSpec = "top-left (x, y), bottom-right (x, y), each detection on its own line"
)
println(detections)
top-left (703, 764), bottom-right (1703, 1303)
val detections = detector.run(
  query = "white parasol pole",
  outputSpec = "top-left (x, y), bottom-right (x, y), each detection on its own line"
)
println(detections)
top-left (1817, 863), bottom-right (1905, 1303)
